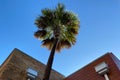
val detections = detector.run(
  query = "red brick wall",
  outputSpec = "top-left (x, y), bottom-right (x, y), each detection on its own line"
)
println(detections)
top-left (65, 53), bottom-right (120, 80)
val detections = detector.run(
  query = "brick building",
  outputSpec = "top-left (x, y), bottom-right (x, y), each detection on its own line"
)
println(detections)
top-left (0, 48), bottom-right (65, 80)
top-left (0, 48), bottom-right (120, 80)
top-left (65, 53), bottom-right (120, 80)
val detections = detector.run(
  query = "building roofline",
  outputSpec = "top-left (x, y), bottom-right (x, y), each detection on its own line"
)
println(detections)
top-left (66, 52), bottom-right (118, 78)
top-left (0, 48), bottom-right (16, 71)
top-left (0, 48), bottom-right (46, 69)
top-left (0, 48), bottom-right (65, 77)
top-left (109, 53), bottom-right (120, 71)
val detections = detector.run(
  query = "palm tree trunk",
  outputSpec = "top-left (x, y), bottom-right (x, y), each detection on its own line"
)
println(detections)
top-left (43, 38), bottom-right (58, 80)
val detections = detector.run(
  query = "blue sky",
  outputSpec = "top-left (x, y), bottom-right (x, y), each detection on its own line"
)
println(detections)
top-left (0, 0), bottom-right (120, 76)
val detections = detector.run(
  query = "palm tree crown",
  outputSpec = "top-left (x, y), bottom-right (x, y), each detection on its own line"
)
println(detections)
top-left (34, 3), bottom-right (80, 52)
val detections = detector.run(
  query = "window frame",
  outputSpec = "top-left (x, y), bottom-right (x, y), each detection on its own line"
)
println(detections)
top-left (26, 68), bottom-right (38, 80)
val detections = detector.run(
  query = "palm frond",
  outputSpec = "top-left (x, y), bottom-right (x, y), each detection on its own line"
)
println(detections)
top-left (41, 8), bottom-right (53, 17)
top-left (56, 40), bottom-right (71, 52)
top-left (35, 16), bottom-right (47, 29)
top-left (34, 30), bottom-right (47, 39)
top-left (42, 38), bottom-right (54, 50)
top-left (61, 40), bottom-right (71, 48)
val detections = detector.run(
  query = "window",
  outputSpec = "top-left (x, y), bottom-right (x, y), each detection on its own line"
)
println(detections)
top-left (26, 68), bottom-right (38, 80)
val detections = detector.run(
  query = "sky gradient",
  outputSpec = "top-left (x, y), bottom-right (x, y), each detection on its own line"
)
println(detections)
top-left (0, 0), bottom-right (120, 76)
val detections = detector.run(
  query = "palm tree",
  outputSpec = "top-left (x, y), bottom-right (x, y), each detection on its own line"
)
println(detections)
top-left (34, 3), bottom-right (80, 80)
